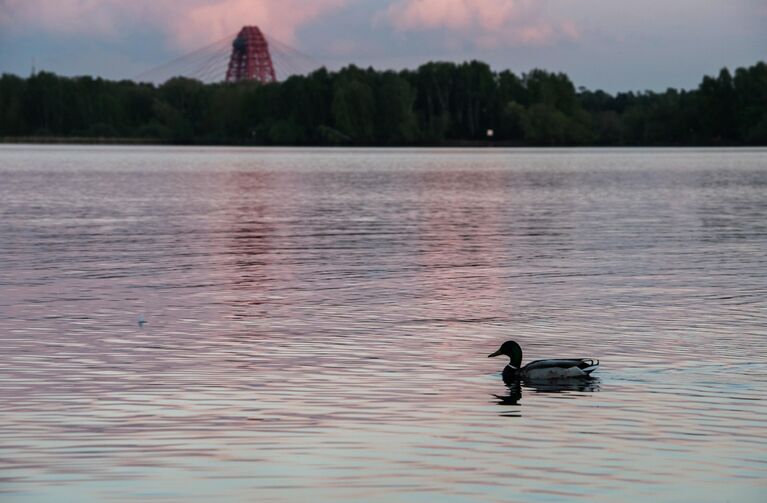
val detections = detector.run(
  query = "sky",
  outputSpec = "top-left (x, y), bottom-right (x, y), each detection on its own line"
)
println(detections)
top-left (0, 0), bottom-right (765, 92)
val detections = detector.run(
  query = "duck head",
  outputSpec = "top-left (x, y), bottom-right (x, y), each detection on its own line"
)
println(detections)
top-left (488, 340), bottom-right (523, 368)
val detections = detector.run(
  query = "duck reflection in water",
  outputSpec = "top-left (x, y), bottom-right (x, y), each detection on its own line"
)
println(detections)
top-left (494, 377), bottom-right (601, 414)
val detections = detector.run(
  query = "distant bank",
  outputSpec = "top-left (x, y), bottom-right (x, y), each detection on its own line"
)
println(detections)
top-left (1, 136), bottom-right (163, 145)
top-left (0, 136), bottom-right (527, 147)
top-left (1, 60), bottom-right (765, 147)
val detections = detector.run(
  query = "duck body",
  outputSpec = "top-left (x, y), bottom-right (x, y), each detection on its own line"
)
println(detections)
top-left (490, 341), bottom-right (599, 382)
top-left (503, 358), bottom-right (600, 381)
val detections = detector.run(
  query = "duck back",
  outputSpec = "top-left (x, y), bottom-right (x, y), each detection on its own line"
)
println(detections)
top-left (522, 358), bottom-right (599, 380)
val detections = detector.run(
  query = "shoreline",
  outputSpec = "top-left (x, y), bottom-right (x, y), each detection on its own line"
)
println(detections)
top-left (2, 137), bottom-right (761, 148)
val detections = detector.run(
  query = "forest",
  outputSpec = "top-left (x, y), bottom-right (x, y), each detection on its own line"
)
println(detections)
top-left (0, 60), bottom-right (765, 146)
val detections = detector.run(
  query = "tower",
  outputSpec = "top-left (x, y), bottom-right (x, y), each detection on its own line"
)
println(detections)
top-left (225, 26), bottom-right (277, 83)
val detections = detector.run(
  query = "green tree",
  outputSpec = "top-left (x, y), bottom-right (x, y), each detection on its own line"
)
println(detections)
top-left (376, 72), bottom-right (417, 144)
top-left (332, 78), bottom-right (375, 143)
top-left (1, 60), bottom-right (766, 146)
top-left (0, 74), bottom-right (27, 135)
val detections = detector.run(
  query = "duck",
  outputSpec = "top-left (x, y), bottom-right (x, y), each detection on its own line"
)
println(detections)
top-left (488, 340), bottom-right (599, 382)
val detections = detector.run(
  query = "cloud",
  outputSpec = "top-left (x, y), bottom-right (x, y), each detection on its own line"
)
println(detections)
top-left (0, 0), bottom-right (347, 48)
top-left (171, 0), bottom-right (347, 48)
top-left (381, 0), bottom-right (579, 47)
top-left (0, 0), bottom-right (123, 36)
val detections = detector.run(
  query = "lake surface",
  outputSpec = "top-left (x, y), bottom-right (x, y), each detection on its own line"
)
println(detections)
top-left (1, 145), bottom-right (766, 502)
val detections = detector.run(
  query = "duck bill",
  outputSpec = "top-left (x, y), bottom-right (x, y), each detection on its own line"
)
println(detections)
top-left (488, 350), bottom-right (502, 358)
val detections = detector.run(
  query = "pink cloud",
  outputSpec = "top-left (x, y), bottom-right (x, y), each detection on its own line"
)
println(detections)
top-left (171, 0), bottom-right (348, 48)
top-left (0, 0), bottom-right (347, 48)
top-left (0, 0), bottom-right (578, 54)
top-left (382, 0), bottom-right (579, 47)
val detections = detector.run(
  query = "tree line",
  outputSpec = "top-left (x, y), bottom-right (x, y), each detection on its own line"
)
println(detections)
top-left (1, 60), bottom-right (765, 146)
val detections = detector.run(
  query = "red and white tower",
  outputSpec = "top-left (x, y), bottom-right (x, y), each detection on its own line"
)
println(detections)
top-left (225, 26), bottom-right (277, 83)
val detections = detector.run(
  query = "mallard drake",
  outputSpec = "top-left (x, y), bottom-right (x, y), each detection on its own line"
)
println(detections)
top-left (488, 340), bottom-right (599, 381)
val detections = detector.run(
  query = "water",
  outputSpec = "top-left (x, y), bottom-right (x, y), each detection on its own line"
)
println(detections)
top-left (1, 145), bottom-right (766, 502)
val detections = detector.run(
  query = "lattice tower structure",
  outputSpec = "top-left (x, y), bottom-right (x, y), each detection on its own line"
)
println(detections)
top-left (225, 26), bottom-right (276, 83)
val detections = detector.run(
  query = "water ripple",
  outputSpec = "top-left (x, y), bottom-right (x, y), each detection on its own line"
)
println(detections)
top-left (1, 146), bottom-right (766, 502)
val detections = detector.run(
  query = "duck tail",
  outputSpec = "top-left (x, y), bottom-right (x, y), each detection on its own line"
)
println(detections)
top-left (581, 359), bottom-right (600, 374)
